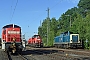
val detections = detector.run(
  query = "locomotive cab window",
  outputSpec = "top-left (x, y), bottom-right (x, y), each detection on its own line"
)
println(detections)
top-left (33, 35), bottom-right (40, 38)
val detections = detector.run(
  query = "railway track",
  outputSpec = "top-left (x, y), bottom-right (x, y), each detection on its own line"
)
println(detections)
top-left (18, 53), bottom-right (28, 60)
top-left (31, 49), bottom-right (85, 60)
top-left (26, 47), bottom-right (90, 60)
top-left (26, 48), bottom-right (73, 60)
top-left (1, 46), bottom-right (89, 60)
top-left (0, 50), bottom-right (9, 60)
top-left (7, 51), bottom-right (29, 60)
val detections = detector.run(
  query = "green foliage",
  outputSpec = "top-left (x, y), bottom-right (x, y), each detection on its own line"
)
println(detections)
top-left (38, 0), bottom-right (90, 48)
top-left (78, 0), bottom-right (90, 11)
top-left (78, 0), bottom-right (90, 17)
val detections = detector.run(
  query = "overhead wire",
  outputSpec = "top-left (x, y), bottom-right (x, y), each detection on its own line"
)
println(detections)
top-left (27, 11), bottom-right (46, 27)
top-left (10, 0), bottom-right (13, 23)
top-left (27, 0), bottom-right (63, 27)
top-left (10, 0), bottom-right (18, 22)
top-left (50, 0), bottom-right (63, 9)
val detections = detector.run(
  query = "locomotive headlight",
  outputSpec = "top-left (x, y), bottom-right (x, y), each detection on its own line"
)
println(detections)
top-left (3, 40), bottom-right (5, 44)
top-left (79, 40), bottom-right (80, 43)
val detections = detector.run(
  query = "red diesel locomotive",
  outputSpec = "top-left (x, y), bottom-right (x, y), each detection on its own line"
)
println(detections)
top-left (28, 35), bottom-right (43, 47)
top-left (1, 24), bottom-right (25, 53)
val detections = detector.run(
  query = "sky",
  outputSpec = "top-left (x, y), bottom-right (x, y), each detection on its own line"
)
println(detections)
top-left (0, 0), bottom-right (80, 40)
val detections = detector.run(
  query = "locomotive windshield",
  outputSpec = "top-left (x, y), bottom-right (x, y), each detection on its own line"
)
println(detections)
top-left (32, 35), bottom-right (40, 38)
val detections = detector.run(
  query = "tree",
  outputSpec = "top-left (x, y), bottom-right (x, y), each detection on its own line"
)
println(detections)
top-left (38, 19), bottom-right (47, 46)
top-left (78, 0), bottom-right (90, 11)
top-left (78, 0), bottom-right (90, 17)
top-left (48, 18), bottom-right (58, 46)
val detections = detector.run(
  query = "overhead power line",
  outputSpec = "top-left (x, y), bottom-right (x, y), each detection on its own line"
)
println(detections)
top-left (10, 0), bottom-right (18, 22)
top-left (50, 0), bottom-right (63, 9)
top-left (27, 0), bottom-right (63, 31)
top-left (10, 0), bottom-right (13, 21)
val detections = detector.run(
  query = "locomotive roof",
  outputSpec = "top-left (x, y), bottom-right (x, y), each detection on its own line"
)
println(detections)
top-left (3, 24), bottom-right (21, 28)
top-left (64, 31), bottom-right (73, 34)
top-left (61, 31), bottom-right (79, 34)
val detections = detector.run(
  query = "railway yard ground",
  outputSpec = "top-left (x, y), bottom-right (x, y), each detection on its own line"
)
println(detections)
top-left (0, 46), bottom-right (90, 60)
